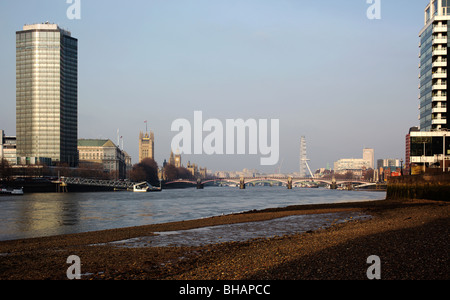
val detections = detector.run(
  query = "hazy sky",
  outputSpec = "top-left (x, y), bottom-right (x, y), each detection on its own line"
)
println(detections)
top-left (0, 0), bottom-right (426, 173)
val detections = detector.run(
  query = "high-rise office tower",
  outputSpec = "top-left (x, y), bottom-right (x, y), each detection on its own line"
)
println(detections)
top-left (363, 148), bottom-right (375, 169)
top-left (299, 136), bottom-right (314, 178)
top-left (299, 136), bottom-right (307, 178)
top-left (419, 1), bottom-right (449, 131)
top-left (16, 23), bottom-right (78, 166)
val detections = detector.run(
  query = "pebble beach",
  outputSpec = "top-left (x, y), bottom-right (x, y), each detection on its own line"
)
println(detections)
top-left (0, 199), bottom-right (448, 280)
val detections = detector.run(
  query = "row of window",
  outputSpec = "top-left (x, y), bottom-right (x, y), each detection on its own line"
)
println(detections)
top-left (17, 31), bottom-right (62, 39)
top-left (410, 136), bottom-right (450, 156)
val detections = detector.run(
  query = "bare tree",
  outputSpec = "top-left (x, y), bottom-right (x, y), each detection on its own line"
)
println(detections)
top-left (0, 159), bottom-right (12, 181)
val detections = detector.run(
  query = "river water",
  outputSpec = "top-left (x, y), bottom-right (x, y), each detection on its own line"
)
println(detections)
top-left (0, 187), bottom-right (386, 241)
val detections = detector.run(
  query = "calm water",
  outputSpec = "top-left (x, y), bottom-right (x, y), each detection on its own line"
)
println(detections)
top-left (107, 212), bottom-right (371, 248)
top-left (0, 187), bottom-right (386, 241)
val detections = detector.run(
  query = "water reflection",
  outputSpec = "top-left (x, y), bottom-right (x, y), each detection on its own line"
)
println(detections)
top-left (0, 187), bottom-right (385, 241)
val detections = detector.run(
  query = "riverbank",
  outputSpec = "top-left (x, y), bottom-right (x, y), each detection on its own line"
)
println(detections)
top-left (387, 173), bottom-right (450, 202)
top-left (0, 199), bottom-right (448, 280)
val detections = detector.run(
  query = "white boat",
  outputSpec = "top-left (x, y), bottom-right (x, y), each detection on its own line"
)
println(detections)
top-left (0, 187), bottom-right (24, 196)
top-left (133, 182), bottom-right (161, 193)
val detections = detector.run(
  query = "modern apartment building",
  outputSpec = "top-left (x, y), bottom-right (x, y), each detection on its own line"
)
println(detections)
top-left (16, 23), bottom-right (78, 166)
top-left (405, 127), bottom-right (449, 173)
top-left (419, 0), bottom-right (450, 131)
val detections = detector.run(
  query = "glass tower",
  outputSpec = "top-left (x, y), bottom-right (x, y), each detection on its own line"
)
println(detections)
top-left (16, 23), bottom-right (78, 166)
top-left (419, 0), bottom-right (450, 132)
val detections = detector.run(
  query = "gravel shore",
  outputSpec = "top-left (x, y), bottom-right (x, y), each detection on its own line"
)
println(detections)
top-left (0, 199), bottom-right (448, 280)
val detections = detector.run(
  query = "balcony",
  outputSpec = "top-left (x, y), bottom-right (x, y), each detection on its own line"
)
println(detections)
top-left (432, 107), bottom-right (447, 113)
top-left (432, 84), bottom-right (447, 90)
top-left (432, 95), bottom-right (446, 101)
top-left (433, 48), bottom-right (447, 55)
top-left (433, 37), bottom-right (448, 44)
top-left (434, 25), bottom-right (448, 33)
top-left (432, 119), bottom-right (447, 125)
top-left (433, 60), bottom-right (447, 67)
top-left (432, 72), bottom-right (447, 79)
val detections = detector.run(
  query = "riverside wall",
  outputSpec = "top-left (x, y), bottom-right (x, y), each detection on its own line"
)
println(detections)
top-left (387, 173), bottom-right (450, 201)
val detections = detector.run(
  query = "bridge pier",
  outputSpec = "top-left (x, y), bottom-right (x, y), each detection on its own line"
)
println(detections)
top-left (330, 176), bottom-right (338, 190)
top-left (54, 182), bottom-right (68, 193)
top-left (240, 177), bottom-right (246, 190)
top-left (287, 177), bottom-right (293, 190)
top-left (197, 178), bottom-right (204, 189)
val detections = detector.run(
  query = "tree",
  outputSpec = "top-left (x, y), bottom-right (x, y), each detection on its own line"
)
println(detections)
top-left (177, 167), bottom-right (194, 180)
top-left (363, 169), bottom-right (375, 182)
top-left (163, 164), bottom-right (178, 181)
top-left (131, 158), bottom-right (159, 185)
top-left (0, 159), bottom-right (12, 180)
top-left (163, 164), bottom-right (194, 181)
top-left (344, 171), bottom-right (354, 180)
top-left (130, 165), bottom-right (146, 182)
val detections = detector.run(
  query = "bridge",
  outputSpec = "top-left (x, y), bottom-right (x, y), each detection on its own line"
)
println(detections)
top-left (165, 177), bottom-right (372, 189)
top-left (53, 176), bottom-right (374, 192)
top-left (53, 177), bottom-right (139, 192)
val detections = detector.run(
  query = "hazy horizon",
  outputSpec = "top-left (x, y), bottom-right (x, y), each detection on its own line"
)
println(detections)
top-left (0, 0), bottom-right (426, 173)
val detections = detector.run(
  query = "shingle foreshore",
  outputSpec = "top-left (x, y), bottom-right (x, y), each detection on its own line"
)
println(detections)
top-left (0, 199), bottom-right (448, 280)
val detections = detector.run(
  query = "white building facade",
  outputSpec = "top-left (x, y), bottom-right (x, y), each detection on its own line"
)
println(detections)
top-left (419, 0), bottom-right (450, 131)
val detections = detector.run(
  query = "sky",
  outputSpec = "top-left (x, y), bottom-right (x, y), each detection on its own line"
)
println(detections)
top-left (0, 0), bottom-right (428, 173)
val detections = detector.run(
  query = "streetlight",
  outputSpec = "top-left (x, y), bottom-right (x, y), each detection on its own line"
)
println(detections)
top-left (423, 141), bottom-right (427, 174)
top-left (444, 133), bottom-right (447, 173)
top-left (400, 159), bottom-right (404, 176)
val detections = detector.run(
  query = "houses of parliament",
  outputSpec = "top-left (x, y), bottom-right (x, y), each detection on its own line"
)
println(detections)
top-left (138, 130), bottom-right (155, 162)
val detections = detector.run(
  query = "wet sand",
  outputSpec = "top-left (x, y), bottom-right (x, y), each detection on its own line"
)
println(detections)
top-left (0, 199), bottom-right (448, 280)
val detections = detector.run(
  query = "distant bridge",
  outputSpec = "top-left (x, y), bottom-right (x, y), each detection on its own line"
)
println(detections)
top-left (165, 177), bottom-right (371, 189)
top-left (54, 176), bottom-right (374, 192)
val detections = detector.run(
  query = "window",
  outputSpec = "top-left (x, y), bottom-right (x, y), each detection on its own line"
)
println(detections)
top-left (443, 0), bottom-right (450, 15)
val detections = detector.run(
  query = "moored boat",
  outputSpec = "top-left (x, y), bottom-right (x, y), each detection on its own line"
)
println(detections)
top-left (0, 187), bottom-right (24, 196)
top-left (133, 182), bottom-right (162, 193)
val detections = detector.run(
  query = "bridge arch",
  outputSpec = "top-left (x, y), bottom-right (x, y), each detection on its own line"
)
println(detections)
top-left (202, 179), bottom-right (241, 185)
top-left (244, 178), bottom-right (288, 185)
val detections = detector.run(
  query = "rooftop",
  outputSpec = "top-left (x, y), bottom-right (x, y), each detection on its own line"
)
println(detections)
top-left (21, 22), bottom-right (71, 36)
top-left (78, 139), bottom-right (117, 148)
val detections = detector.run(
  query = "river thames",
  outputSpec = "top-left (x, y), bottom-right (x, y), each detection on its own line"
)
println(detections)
top-left (0, 187), bottom-right (386, 241)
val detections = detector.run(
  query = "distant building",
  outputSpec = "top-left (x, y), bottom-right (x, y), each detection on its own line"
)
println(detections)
top-left (377, 159), bottom-right (401, 169)
top-left (0, 130), bottom-right (17, 166)
top-left (16, 23), bottom-right (78, 166)
top-left (169, 150), bottom-right (182, 168)
top-left (186, 161), bottom-right (208, 179)
top-left (139, 131), bottom-right (155, 162)
top-left (334, 148), bottom-right (374, 173)
top-left (78, 139), bottom-right (129, 179)
top-left (334, 158), bottom-right (370, 173)
top-left (363, 148), bottom-right (375, 169)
